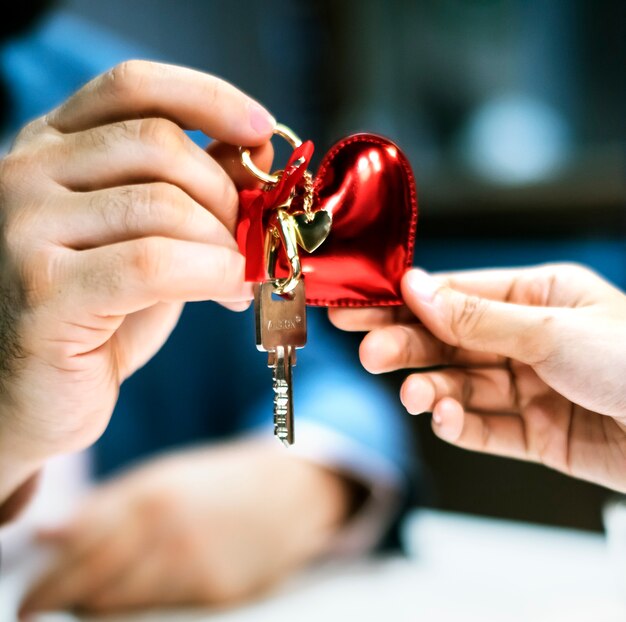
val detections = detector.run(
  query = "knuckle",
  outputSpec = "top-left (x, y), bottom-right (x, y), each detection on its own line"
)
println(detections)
top-left (21, 246), bottom-right (63, 306)
top-left (130, 237), bottom-right (171, 285)
top-left (13, 117), bottom-right (48, 146)
top-left (450, 294), bottom-right (487, 344)
top-left (138, 117), bottom-right (186, 154)
top-left (0, 159), bottom-right (45, 251)
top-left (105, 59), bottom-right (151, 100)
top-left (523, 312), bottom-right (558, 366)
top-left (149, 182), bottom-right (192, 230)
top-left (540, 262), bottom-right (596, 288)
top-left (552, 261), bottom-right (588, 276)
top-left (135, 488), bottom-right (181, 523)
top-left (560, 262), bottom-right (600, 284)
top-left (0, 153), bottom-right (30, 185)
top-left (396, 325), bottom-right (417, 367)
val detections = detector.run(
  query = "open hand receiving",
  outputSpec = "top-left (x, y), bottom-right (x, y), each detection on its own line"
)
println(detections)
top-left (331, 264), bottom-right (626, 492)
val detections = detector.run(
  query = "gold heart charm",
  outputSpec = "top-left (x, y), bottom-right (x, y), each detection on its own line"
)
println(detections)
top-left (293, 210), bottom-right (332, 253)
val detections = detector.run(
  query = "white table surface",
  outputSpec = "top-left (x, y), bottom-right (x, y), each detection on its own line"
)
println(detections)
top-left (2, 454), bottom-right (626, 622)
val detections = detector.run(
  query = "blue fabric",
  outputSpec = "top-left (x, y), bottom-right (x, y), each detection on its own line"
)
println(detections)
top-left (0, 11), bottom-right (144, 133)
top-left (0, 11), bottom-right (415, 492)
top-left (99, 305), bottom-right (414, 484)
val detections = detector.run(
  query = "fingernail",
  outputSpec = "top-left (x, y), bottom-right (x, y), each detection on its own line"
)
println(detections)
top-left (406, 269), bottom-right (439, 303)
top-left (400, 379), bottom-right (424, 415)
top-left (249, 102), bottom-right (276, 135)
top-left (432, 399), bottom-right (462, 441)
top-left (400, 390), bottom-right (418, 415)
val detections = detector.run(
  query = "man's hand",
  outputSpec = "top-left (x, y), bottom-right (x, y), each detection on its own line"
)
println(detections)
top-left (330, 264), bottom-right (626, 492)
top-left (20, 439), bottom-right (352, 615)
top-left (0, 61), bottom-right (276, 505)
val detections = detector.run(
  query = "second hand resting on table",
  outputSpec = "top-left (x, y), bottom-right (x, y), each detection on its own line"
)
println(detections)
top-left (20, 438), bottom-right (352, 613)
top-left (331, 264), bottom-right (626, 492)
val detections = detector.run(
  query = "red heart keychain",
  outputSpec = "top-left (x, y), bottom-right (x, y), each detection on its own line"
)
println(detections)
top-left (237, 126), bottom-right (418, 307)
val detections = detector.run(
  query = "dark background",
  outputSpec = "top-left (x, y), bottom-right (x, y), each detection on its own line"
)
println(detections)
top-left (60, 0), bottom-right (625, 532)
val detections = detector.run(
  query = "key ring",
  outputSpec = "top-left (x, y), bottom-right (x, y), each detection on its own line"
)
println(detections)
top-left (266, 204), bottom-right (302, 295)
top-left (239, 124), bottom-right (302, 185)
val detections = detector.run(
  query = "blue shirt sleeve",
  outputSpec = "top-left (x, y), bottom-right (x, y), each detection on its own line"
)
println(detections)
top-left (0, 10), bottom-right (147, 135)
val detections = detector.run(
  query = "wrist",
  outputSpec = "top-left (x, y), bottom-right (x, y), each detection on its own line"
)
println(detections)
top-left (0, 419), bottom-right (46, 508)
top-left (0, 472), bottom-right (40, 524)
top-left (296, 461), bottom-right (361, 533)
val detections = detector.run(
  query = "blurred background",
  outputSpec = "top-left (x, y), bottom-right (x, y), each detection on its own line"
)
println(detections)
top-left (52, 0), bottom-right (626, 531)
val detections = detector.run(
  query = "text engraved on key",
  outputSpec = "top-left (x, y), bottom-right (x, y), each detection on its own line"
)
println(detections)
top-left (255, 281), bottom-right (307, 352)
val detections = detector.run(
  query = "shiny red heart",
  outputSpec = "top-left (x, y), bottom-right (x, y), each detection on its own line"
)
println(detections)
top-left (293, 134), bottom-right (418, 307)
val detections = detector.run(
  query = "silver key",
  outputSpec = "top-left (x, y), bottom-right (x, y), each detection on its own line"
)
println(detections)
top-left (255, 280), bottom-right (307, 446)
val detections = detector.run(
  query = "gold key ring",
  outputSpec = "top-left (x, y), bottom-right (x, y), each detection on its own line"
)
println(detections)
top-left (266, 209), bottom-right (302, 295)
top-left (239, 124), bottom-right (303, 185)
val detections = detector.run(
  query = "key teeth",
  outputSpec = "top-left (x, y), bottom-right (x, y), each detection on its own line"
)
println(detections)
top-left (272, 368), bottom-right (289, 446)
top-left (257, 281), bottom-right (303, 446)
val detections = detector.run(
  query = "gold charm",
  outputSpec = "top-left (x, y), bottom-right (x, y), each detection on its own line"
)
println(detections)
top-left (293, 210), bottom-right (332, 253)
top-left (291, 169), bottom-right (332, 254)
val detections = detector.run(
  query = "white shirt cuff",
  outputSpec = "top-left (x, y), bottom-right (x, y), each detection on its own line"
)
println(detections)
top-left (288, 420), bottom-right (405, 558)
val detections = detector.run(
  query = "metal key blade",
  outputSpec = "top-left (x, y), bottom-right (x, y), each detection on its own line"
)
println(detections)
top-left (273, 345), bottom-right (293, 446)
top-left (254, 281), bottom-right (306, 446)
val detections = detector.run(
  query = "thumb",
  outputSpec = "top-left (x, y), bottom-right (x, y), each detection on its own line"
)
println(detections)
top-left (401, 269), bottom-right (555, 364)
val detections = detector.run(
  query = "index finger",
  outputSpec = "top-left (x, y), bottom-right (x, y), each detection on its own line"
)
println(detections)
top-left (328, 265), bottom-right (549, 331)
top-left (45, 60), bottom-right (276, 145)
